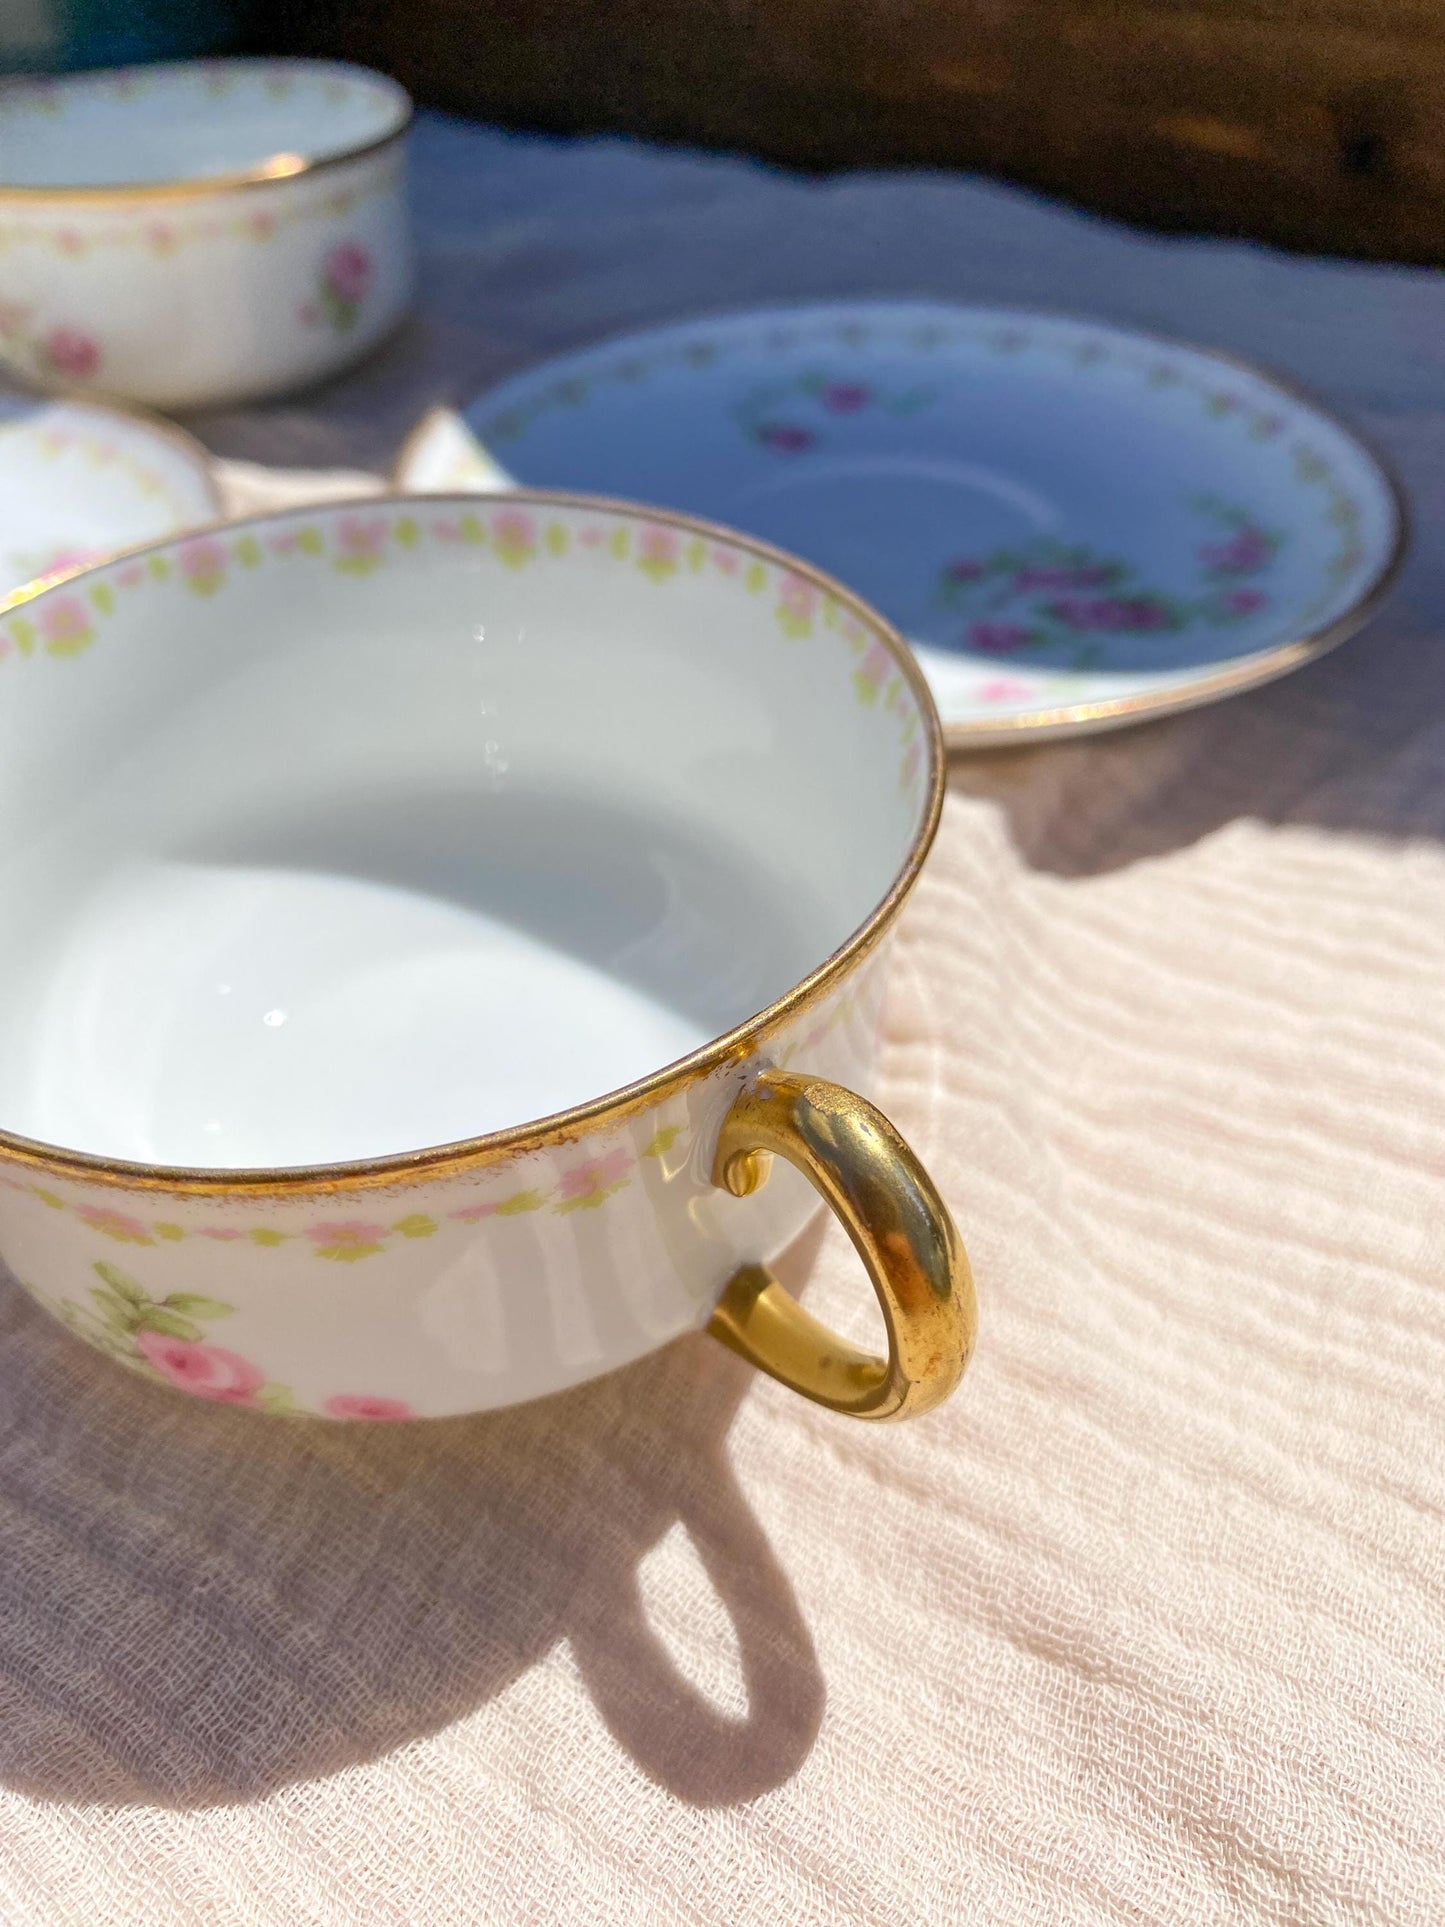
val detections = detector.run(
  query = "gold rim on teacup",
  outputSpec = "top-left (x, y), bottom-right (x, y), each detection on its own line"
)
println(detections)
top-left (0, 490), bottom-right (945, 1194)
top-left (0, 60), bottom-right (414, 205)
top-left (0, 491), bottom-right (973, 1424)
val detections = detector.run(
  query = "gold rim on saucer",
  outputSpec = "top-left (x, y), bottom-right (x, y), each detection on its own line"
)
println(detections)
top-left (944, 345), bottom-right (1408, 751)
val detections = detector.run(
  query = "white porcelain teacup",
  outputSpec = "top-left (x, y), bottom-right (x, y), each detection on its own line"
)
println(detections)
top-left (0, 494), bottom-right (973, 1422)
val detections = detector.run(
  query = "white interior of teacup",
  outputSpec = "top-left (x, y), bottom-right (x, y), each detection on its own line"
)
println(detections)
top-left (0, 498), bottom-right (932, 1170)
top-left (0, 61), bottom-right (409, 191)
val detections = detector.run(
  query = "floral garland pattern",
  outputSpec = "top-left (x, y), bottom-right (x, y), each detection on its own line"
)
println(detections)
top-left (478, 315), bottom-right (1374, 622)
top-left (0, 168), bottom-right (399, 260)
top-left (0, 502), bottom-right (926, 795)
top-left (298, 241), bottom-right (374, 332)
top-left (0, 1124), bottom-right (689, 1263)
top-left (39, 1259), bottom-right (412, 1418)
top-left (935, 495), bottom-right (1284, 669)
top-left (0, 417), bottom-right (203, 584)
top-left (733, 370), bottom-right (935, 454)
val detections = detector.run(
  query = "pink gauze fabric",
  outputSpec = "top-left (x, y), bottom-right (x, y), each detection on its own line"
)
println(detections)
top-left (2, 115), bottom-right (1445, 1925)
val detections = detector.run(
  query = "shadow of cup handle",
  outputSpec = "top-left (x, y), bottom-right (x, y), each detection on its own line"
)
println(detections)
top-left (566, 1442), bottom-right (825, 1807)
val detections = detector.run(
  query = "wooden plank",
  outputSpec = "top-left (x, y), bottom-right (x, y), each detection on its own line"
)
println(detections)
top-left (263, 0), bottom-right (1445, 262)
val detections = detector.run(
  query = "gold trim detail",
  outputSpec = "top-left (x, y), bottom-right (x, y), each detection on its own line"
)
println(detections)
top-left (0, 60), bottom-right (412, 205)
top-left (0, 490), bottom-right (945, 1199)
top-left (708, 1070), bottom-right (975, 1420)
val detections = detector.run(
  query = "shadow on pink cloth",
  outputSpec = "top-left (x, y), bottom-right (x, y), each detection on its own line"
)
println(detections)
top-left (0, 1225), bottom-right (829, 1810)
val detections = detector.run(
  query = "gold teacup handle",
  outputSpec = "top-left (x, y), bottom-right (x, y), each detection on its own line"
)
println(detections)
top-left (708, 1069), bottom-right (975, 1421)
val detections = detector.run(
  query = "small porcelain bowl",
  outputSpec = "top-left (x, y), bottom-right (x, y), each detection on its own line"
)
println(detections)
top-left (0, 494), bottom-right (973, 1424)
top-left (0, 59), bottom-right (413, 409)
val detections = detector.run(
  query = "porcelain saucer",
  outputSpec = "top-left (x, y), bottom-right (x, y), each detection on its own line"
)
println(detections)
top-left (0, 393), bottom-right (220, 599)
top-left (425, 304), bottom-right (1404, 745)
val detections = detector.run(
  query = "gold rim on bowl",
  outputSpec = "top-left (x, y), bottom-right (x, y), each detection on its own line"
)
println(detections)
top-left (0, 490), bottom-right (946, 1197)
top-left (0, 58), bottom-right (413, 205)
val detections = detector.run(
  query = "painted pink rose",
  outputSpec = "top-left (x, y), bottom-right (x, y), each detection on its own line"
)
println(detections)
top-left (146, 221), bottom-right (178, 256)
top-left (199, 1225), bottom-right (246, 1242)
top-left (977, 676), bottom-right (1036, 702)
top-left (38, 595), bottom-right (93, 649)
top-left (822, 382), bottom-right (869, 412)
top-left (857, 639), bottom-right (891, 687)
top-left (306, 1219), bottom-right (389, 1249)
top-left (325, 242), bottom-right (373, 304)
top-left (77, 1204), bottom-right (151, 1243)
top-left (1049, 595), bottom-right (1173, 633)
top-left (968, 622), bottom-right (1032, 654)
top-left (638, 525), bottom-right (680, 568)
top-left (557, 1146), bottom-right (630, 1201)
top-left (305, 1219), bottom-right (390, 1262)
top-left (336, 514), bottom-right (387, 560)
top-left (779, 575), bottom-right (818, 619)
top-left (492, 508), bottom-right (537, 562)
top-left (179, 536), bottom-right (228, 581)
top-left (44, 325), bottom-right (100, 380)
top-left (758, 422), bottom-right (813, 453)
top-left (136, 1332), bottom-right (264, 1406)
top-left (1201, 526), bottom-right (1271, 575)
top-left (323, 1394), bottom-right (415, 1422)
top-left (710, 544), bottom-right (740, 573)
top-left (35, 546), bottom-right (100, 579)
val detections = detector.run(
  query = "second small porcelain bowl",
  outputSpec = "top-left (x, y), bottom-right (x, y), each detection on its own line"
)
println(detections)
top-left (0, 59), bottom-right (413, 409)
top-left (0, 494), bottom-right (973, 1425)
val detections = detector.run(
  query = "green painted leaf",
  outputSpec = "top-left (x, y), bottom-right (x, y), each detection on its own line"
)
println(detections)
top-left (133, 1307), bottom-right (202, 1341)
top-left (255, 1382), bottom-right (302, 1417)
top-left (161, 1294), bottom-right (233, 1320)
top-left (494, 1187), bottom-right (546, 1217)
top-left (393, 1214), bottom-right (435, 1240)
top-left (90, 1289), bottom-right (140, 1334)
top-left (93, 1260), bottom-right (147, 1307)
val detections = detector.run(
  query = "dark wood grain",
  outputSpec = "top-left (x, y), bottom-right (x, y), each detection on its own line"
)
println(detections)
top-left (261, 0), bottom-right (1445, 262)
